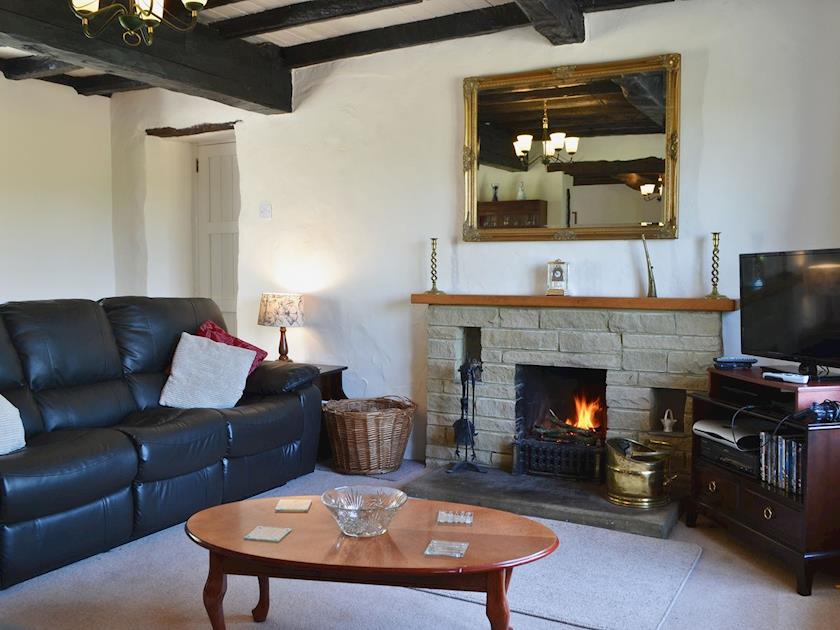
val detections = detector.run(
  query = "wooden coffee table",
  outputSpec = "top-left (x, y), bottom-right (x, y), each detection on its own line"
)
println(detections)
top-left (186, 495), bottom-right (558, 630)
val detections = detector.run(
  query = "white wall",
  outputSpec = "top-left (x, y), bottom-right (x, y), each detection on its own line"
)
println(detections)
top-left (110, 0), bottom-right (840, 458)
top-left (0, 76), bottom-right (115, 302)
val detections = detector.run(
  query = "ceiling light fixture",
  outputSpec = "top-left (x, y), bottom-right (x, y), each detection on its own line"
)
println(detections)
top-left (69, 0), bottom-right (207, 47)
top-left (513, 100), bottom-right (580, 169)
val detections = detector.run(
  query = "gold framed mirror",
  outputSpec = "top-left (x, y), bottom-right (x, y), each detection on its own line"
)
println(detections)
top-left (463, 54), bottom-right (680, 242)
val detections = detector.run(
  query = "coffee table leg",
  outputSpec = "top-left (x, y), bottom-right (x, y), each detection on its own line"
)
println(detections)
top-left (203, 551), bottom-right (228, 630)
top-left (486, 569), bottom-right (512, 630)
top-left (252, 576), bottom-right (270, 622)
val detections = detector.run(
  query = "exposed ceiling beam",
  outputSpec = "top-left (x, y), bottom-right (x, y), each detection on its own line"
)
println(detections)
top-left (479, 123), bottom-right (526, 172)
top-left (42, 73), bottom-right (149, 97)
top-left (146, 121), bottom-right (239, 138)
top-left (514, 0), bottom-right (584, 45)
top-left (549, 161), bottom-right (665, 187)
top-left (214, 0), bottom-right (422, 40)
top-left (0, 0), bottom-right (292, 114)
top-left (499, 123), bottom-right (662, 137)
top-left (547, 156), bottom-right (665, 176)
top-left (575, 0), bottom-right (674, 11)
top-left (282, 4), bottom-right (530, 67)
top-left (0, 55), bottom-right (78, 79)
top-left (207, 0), bottom-right (247, 7)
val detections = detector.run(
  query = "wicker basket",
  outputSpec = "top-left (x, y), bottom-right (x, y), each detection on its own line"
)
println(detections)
top-left (323, 397), bottom-right (416, 475)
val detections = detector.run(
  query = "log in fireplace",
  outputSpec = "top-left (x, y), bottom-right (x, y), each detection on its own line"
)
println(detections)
top-left (512, 365), bottom-right (607, 480)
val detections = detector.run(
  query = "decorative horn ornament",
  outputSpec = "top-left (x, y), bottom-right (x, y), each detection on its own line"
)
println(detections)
top-left (642, 235), bottom-right (657, 298)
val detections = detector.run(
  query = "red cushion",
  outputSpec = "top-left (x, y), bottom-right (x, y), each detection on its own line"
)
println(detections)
top-left (196, 320), bottom-right (267, 374)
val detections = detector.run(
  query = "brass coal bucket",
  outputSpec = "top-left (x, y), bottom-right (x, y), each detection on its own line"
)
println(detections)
top-left (606, 438), bottom-right (674, 508)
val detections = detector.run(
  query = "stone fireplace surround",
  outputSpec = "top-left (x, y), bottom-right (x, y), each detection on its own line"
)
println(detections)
top-left (422, 302), bottom-right (727, 489)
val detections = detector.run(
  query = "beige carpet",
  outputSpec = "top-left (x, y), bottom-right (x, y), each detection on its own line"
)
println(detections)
top-left (0, 466), bottom-right (702, 630)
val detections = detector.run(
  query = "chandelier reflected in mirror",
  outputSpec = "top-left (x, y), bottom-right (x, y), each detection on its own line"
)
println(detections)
top-left (512, 100), bottom-right (581, 170)
top-left (69, 0), bottom-right (207, 47)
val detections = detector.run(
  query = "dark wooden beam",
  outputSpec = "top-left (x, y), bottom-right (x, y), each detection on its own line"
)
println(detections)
top-left (282, 4), bottom-right (530, 67)
top-left (613, 71), bottom-right (665, 127)
top-left (0, 0), bottom-right (292, 114)
top-left (575, 0), bottom-right (674, 11)
top-left (214, 0), bottom-right (422, 39)
top-left (0, 55), bottom-right (78, 79)
top-left (479, 123), bottom-right (526, 172)
top-left (207, 0), bottom-right (247, 7)
top-left (514, 0), bottom-right (584, 45)
top-left (547, 157), bottom-right (665, 186)
top-left (146, 122), bottom-right (239, 138)
top-left (42, 73), bottom-right (149, 97)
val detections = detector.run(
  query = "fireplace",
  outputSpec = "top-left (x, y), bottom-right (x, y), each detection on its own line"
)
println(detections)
top-left (513, 365), bottom-right (607, 480)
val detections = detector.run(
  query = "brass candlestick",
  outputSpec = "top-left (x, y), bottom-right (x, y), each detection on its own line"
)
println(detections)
top-left (425, 237), bottom-right (445, 294)
top-left (705, 232), bottom-right (728, 299)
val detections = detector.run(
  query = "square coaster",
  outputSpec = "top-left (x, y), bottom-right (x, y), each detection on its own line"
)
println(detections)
top-left (274, 498), bottom-right (312, 513)
top-left (424, 540), bottom-right (469, 558)
top-left (244, 526), bottom-right (292, 543)
top-left (437, 510), bottom-right (473, 525)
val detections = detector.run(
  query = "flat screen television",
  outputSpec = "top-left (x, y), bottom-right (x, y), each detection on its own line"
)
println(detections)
top-left (740, 248), bottom-right (840, 373)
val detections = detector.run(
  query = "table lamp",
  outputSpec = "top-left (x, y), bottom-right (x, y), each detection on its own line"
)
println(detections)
top-left (257, 293), bottom-right (303, 362)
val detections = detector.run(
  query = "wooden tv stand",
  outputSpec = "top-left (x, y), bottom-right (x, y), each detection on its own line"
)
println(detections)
top-left (686, 368), bottom-right (840, 595)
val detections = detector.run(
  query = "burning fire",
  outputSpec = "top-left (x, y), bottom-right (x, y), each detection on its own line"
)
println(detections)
top-left (565, 394), bottom-right (602, 431)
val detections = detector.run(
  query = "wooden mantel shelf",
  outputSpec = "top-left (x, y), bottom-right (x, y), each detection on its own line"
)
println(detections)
top-left (410, 294), bottom-right (738, 312)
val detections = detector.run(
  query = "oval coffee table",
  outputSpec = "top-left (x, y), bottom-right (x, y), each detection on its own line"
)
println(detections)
top-left (186, 495), bottom-right (558, 630)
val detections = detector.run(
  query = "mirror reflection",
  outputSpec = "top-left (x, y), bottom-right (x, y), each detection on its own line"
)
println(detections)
top-left (464, 56), bottom-right (679, 241)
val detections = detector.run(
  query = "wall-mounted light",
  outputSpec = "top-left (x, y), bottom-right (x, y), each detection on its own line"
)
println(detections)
top-left (641, 176), bottom-right (663, 201)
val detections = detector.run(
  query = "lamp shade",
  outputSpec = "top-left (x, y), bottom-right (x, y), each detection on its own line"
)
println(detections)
top-left (72, 0), bottom-right (100, 15)
top-left (257, 293), bottom-right (304, 328)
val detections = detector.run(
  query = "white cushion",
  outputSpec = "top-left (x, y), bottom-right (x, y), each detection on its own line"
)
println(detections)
top-left (160, 332), bottom-right (257, 409)
top-left (0, 394), bottom-right (26, 455)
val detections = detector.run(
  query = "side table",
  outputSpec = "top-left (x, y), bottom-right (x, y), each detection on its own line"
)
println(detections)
top-left (312, 364), bottom-right (347, 460)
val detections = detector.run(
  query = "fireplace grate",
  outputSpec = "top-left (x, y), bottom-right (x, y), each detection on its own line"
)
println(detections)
top-left (513, 437), bottom-right (603, 480)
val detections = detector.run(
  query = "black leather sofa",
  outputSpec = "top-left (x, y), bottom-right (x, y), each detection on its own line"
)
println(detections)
top-left (0, 297), bottom-right (321, 588)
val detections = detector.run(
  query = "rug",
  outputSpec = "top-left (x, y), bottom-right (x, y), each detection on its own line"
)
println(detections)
top-left (418, 517), bottom-right (701, 630)
top-left (0, 467), bottom-right (700, 630)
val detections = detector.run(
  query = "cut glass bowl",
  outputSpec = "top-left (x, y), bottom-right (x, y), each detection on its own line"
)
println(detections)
top-left (320, 486), bottom-right (407, 537)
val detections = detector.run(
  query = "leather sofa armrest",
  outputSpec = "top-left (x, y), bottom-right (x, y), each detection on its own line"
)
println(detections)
top-left (245, 361), bottom-right (320, 396)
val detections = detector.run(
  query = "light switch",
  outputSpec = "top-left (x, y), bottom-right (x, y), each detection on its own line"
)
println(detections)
top-left (259, 201), bottom-right (273, 219)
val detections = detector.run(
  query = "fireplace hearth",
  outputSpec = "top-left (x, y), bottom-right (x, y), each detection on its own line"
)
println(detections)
top-left (513, 365), bottom-right (607, 480)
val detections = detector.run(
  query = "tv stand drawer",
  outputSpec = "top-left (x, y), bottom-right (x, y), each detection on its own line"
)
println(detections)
top-left (696, 464), bottom-right (738, 514)
top-left (741, 488), bottom-right (802, 548)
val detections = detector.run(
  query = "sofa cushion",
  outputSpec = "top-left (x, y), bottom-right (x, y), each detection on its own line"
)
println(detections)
top-left (0, 317), bottom-right (25, 393)
top-left (0, 389), bottom-right (43, 440)
top-left (101, 297), bottom-right (226, 375)
top-left (0, 316), bottom-right (43, 438)
top-left (197, 320), bottom-right (267, 374)
top-left (223, 396), bottom-right (305, 458)
top-left (116, 407), bottom-right (227, 482)
top-left (1, 300), bottom-right (124, 391)
top-left (160, 333), bottom-right (255, 409)
top-left (34, 380), bottom-right (138, 432)
top-left (0, 428), bottom-right (137, 523)
top-left (0, 300), bottom-right (137, 431)
top-left (0, 395), bottom-right (25, 455)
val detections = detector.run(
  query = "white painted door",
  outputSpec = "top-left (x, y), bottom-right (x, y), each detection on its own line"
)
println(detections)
top-left (195, 142), bottom-right (240, 333)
